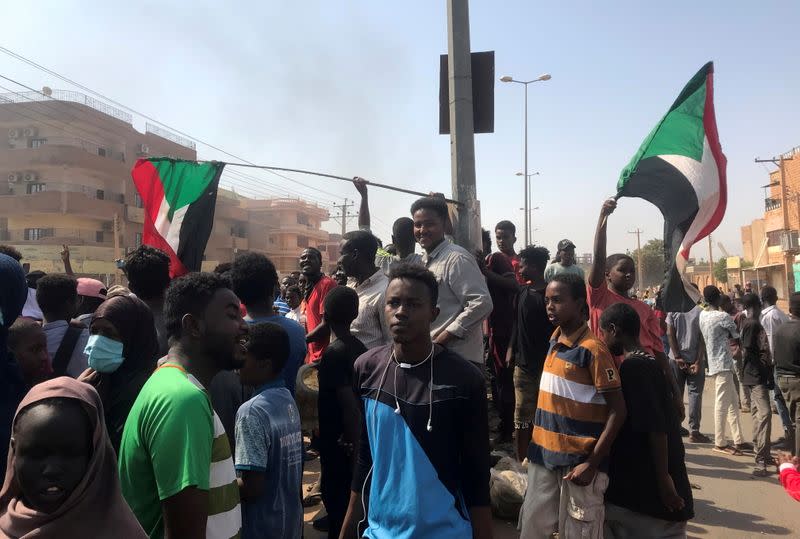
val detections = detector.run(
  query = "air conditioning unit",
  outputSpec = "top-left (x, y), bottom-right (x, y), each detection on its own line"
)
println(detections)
top-left (23, 127), bottom-right (37, 137)
top-left (23, 172), bottom-right (38, 182)
top-left (137, 144), bottom-right (149, 155)
top-left (7, 172), bottom-right (22, 183)
top-left (781, 230), bottom-right (799, 251)
top-left (8, 128), bottom-right (20, 139)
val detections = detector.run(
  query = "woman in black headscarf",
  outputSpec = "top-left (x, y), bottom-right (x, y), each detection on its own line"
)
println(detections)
top-left (82, 295), bottom-right (159, 451)
top-left (0, 253), bottom-right (30, 485)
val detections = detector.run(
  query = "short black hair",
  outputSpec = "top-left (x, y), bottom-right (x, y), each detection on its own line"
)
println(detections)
top-left (124, 246), bottom-right (171, 300)
top-left (213, 262), bottom-right (233, 275)
top-left (303, 247), bottom-right (322, 262)
top-left (247, 322), bottom-right (290, 374)
top-left (0, 245), bottom-right (22, 262)
top-left (286, 285), bottom-right (302, 297)
top-left (342, 230), bottom-right (380, 260)
top-left (164, 272), bottom-right (232, 340)
top-left (703, 285), bottom-right (721, 304)
top-left (519, 246), bottom-right (551, 271)
top-left (599, 302), bottom-right (641, 339)
top-left (410, 197), bottom-right (448, 221)
top-left (495, 220), bottom-right (516, 235)
top-left (230, 252), bottom-right (278, 307)
top-left (760, 285), bottom-right (778, 305)
top-left (605, 253), bottom-right (635, 272)
top-left (742, 293), bottom-right (761, 311)
top-left (388, 262), bottom-right (439, 306)
top-left (549, 273), bottom-right (587, 302)
top-left (392, 217), bottom-right (414, 239)
top-left (323, 286), bottom-right (359, 325)
top-left (789, 292), bottom-right (800, 318)
top-left (35, 274), bottom-right (77, 317)
top-left (8, 318), bottom-right (40, 350)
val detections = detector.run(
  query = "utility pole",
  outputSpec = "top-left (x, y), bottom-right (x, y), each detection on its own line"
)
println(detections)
top-left (708, 234), bottom-right (715, 286)
top-left (331, 199), bottom-right (355, 236)
top-left (756, 155), bottom-right (796, 294)
top-left (446, 0), bottom-right (479, 251)
top-left (629, 228), bottom-right (643, 289)
top-left (113, 213), bottom-right (121, 284)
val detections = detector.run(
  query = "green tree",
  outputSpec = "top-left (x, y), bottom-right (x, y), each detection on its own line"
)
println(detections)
top-left (631, 238), bottom-right (667, 288)
top-left (714, 257), bottom-right (728, 284)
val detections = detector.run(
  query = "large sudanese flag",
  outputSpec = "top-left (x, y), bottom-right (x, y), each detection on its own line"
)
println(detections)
top-left (131, 158), bottom-right (225, 278)
top-left (617, 61), bottom-right (727, 313)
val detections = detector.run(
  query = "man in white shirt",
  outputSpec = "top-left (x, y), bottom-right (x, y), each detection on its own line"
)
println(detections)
top-left (760, 285), bottom-right (794, 439)
top-left (699, 285), bottom-right (745, 454)
top-left (338, 230), bottom-right (391, 349)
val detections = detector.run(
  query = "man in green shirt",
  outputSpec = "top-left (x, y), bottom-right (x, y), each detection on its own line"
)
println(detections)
top-left (119, 272), bottom-right (249, 539)
top-left (544, 239), bottom-right (585, 282)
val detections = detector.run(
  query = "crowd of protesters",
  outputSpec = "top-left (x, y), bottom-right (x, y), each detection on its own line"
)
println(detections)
top-left (1, 185), bottom-right (799, 539)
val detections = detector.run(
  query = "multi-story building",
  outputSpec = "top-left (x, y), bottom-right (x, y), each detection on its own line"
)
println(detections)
top-left (740, 145), bottom-right (800, 303)
top-left (0, 90), bottom-right (332, 280)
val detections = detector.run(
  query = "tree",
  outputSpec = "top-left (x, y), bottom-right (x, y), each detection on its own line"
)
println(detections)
top-left (714, 257), bottom-right (728, 284)
top-left (631, 238), bottom-right (667, 288)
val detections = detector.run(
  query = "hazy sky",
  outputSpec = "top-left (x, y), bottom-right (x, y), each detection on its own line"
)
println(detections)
top-left (3, 0), bottom-right (798, 258)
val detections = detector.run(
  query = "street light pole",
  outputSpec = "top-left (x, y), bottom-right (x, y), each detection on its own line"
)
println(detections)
top-left (501, 73), bottom-right (551, 245)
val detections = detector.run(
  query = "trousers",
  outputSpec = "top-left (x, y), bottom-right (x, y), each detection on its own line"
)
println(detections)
top-left (747, 384), bottom-right (772, 464)
top-left (778, 375), bottom-right (800, 456)
top-left (671, 361), bottom-right (704, 433)
top-left (711, 371), bottom-right (744, 448)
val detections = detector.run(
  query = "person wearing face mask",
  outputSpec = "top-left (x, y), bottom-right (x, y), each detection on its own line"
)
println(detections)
top-left (0, 376), bottom-right (147, 538)
top-left (82, 295), bottom-right (159, 452)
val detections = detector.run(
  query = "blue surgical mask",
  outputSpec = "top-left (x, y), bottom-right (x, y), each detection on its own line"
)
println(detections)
top-left (84, 334), bottom-right (125, 373)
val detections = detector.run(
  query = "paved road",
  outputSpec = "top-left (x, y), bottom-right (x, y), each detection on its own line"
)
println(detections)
top-left (302, 377), bottom-right (797, 538)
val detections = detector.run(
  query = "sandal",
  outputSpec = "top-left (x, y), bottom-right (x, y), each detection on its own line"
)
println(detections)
top-left (713, 445), bottom-right (743, 456)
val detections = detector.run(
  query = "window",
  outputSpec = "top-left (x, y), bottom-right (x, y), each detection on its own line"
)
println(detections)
top-left (297, 236), bottom-right (309, 248)
top-left (767, 230), bottom-right (783, 247)
top-left (24, 228), bottom-right (53, 241)
top-left (30, 138), bottom-right (47, 149)
top-left (231, 223), bottom-right (247, 238)
top-left (96, 231), bottom-right (105, 243)
top-left (134, 192), bottom-right (143, 208)
top-left (297, 213), bottom-right (309, 225)
top-left (98, 148), bottom-right (107, 157)
top-left (26, 183), bottom-right (46, 194)
top-left (135, 232), bottom-right (143, 248)
top-left (96, 189), bottom-right (105, 200)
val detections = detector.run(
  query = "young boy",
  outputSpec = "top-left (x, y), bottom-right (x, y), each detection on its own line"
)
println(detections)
top-left (599, 303), bottom-right (694, 538)
top-left (519, 273), bottom-right (626, 539)
top-left (285, 285), bottom-right (305, 327)
top-left (8, 318), bottom-right (51, 386)
top-left (317, 287), bottom-right (368, 538)
top-left (236, 322), bottom-right (303, 539)
top-left (507, 245), bottom-right (553, 462)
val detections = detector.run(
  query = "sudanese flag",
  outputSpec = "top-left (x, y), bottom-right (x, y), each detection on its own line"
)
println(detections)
top-left (131, 158), bottom-right (224, 277)
top-left (617, 62), bottom-right (726, 312)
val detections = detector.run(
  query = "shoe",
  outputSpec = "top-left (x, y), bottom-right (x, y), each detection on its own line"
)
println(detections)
top-left (679, 426), bottom-right (690, 437)
top-left (752, 467), bottom-right (770, 477)
top-left (689, 431), bottom-right (711, 444)
top-left (302, 493), bottom-right (322, 508)
top-left (735, 442), bottom-right (754, 452)
top-left (312, 514), bottom-right (330, 532)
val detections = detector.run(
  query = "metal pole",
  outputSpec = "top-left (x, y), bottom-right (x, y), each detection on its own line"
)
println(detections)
top-left (446, 0), bottom-right (478, 251)
top-left (708, 234), bottom-right (714, 286)
top-left (523, 83), bottom-right (529, 245)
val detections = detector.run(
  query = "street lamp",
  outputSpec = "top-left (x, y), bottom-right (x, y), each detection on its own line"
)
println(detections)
top-left (502, 73), bottom-right (551, 244)
top-left (516, 172), bottom-right (540, 233)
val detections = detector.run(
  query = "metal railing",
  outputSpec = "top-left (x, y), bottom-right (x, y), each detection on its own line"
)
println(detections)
top-left (5, 182), bottom-right (126, 203)
top-left (11, 136), bottom-right (126, 162)
top-left (0, 89), bottom-right (132, 124)
top-left (145, 123), bottom-right (197, 150)
top-left (0, 228), bottom-right (114, 244)
top-left (765, 197), bottom-right (782, 211)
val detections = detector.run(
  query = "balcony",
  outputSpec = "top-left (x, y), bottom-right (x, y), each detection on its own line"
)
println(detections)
top-left (0, 145), bottom-right (128, 176)
top-left (0, 89), bottom-right (133, 124)
top-left (0, 228), bottom-right (114, 246)
top-left (0, 190), bottom-right (124, 218)
top-left (766, 197), bottom-right (782, 212)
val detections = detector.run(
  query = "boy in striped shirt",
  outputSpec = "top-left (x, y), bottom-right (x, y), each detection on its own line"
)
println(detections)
top-left (519, 274), bottom-right (626, 539)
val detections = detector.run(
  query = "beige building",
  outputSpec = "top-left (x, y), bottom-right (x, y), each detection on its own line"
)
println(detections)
top-left (740, 145), bottom-right (800, 303)
top-left (0, 90), bottom-right (332, 280)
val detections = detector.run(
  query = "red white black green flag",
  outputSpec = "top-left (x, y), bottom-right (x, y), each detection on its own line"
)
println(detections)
top-left (131, 158), bottom-right (224, 277)
top-left (618, 62), bottom-right (726, 312)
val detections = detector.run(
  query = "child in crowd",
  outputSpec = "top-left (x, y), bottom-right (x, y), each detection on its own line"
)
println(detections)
top-left (235, 322), bottom-right (303, 539)
top-left (8, 318), bottom-right (51, 386)
top-left (285, 285), bottom-right (305, 327)
top-left (317, 287), bottom-right (367, 538)
top-left (518, 273), bottom-right (626, 539)
top-left (0, 377), bottom-right (146, 538)
top-left (599, 303), bottom-right (694, 538)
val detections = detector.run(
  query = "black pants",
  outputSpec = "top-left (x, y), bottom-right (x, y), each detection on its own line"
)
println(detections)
top-left (489, 331), bottom-right (515, 438)
top-left (320, 441), bottom-right (353, 539)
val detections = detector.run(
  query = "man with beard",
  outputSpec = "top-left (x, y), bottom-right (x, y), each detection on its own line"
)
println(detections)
top-left (300, 247), bottom-right (338, 363)
top-left (118, 272), bottom-right (248, 539)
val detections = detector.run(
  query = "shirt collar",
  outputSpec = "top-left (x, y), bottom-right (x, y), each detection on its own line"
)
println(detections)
top-left (762, 305), bottom-right (776, 315)
top-left (551, 323), bottom-right (590, 348)
top-left (256, 379), bottom-right (286, 394)
top-left (423, 238), bottom-right (451, 262)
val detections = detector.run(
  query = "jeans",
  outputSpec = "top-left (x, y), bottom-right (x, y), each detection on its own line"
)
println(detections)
top-left (773, 371), bottom-right (793, 431)
top-left (711, 371), bottom-right (744, 448)
top-left (747, 384), bottom-right (772, 464)
top-left (605, 503), bottom-right (688, 539)
top-left (778, 375), bottom-right (800, 456)
top-left (733, 356), bottom-right (751, 410)
top-left (671, 360), bottom-right (705, 432)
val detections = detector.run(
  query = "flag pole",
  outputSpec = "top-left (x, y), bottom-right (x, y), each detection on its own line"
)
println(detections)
top-left (208, 161), bottom-right (464, 206)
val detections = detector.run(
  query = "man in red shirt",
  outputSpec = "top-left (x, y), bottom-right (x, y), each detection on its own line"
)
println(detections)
top-left (300, 247), bottom-right (337, 363)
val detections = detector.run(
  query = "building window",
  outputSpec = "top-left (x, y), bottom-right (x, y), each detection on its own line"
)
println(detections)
top-left (24, 228), bottom-right (53, 241)
top-left (135, 232), bottom-right (143, 248)
top-left (297, 236), bottom-right (309, 248)
top-left (30, 138), bottom-right (47, 149)
top-left (96, 231), bottom-right (105, 243)
top-left (96, 189), bottom-right (105, 200)
top-left (134, 192), bottom-right (143, 208)
top-left (767, 230), bottom-right (783, 247)
top-left (26, 183), bottom-right (46, 194)
top-left (297, 213), bottom-right (309, 225)
top-left (98, 148), bottom-right (107, 157)
top-left (231, 223), bottom-right (247, 238)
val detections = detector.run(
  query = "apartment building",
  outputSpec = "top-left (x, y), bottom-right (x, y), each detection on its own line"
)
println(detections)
top-left (0, 90), bottom-right (332, 280)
